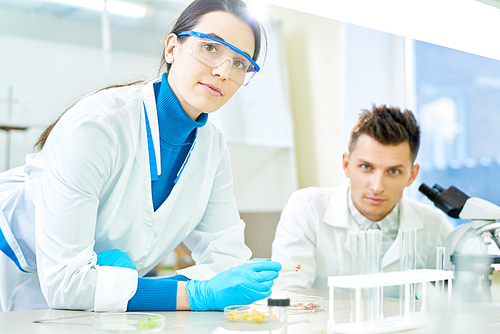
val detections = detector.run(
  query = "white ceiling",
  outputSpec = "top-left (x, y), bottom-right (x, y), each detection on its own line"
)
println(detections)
top-left (263, 0), bottom-right (500, 61)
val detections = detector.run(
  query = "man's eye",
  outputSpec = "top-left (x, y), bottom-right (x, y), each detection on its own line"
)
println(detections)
top-left (361, 164), bottom-right (370, 170)
top-left (390, 169), bottom-right (400, 175)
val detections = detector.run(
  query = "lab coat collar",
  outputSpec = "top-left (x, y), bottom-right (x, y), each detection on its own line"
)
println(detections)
top-left (398, 197), bottom-right (425, 231)
top-left (323, 179), bottom-right (356, 229)
top-left (323, 179), bottom-right (359, 254)
top-left (381, 196), bottom-right (425, 268)
top-left (142, 78), bottom-right (162, 177)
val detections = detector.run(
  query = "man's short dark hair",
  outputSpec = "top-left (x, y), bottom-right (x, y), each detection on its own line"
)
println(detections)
top-left (348, 104), bottom-right (420, 162)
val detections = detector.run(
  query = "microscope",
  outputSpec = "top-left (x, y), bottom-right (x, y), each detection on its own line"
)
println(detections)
top-left (419, 183), bottom-right (500, 302)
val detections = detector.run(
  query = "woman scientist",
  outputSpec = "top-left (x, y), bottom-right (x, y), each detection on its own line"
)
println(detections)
top-left (0, 0), bottom-right (281, 312)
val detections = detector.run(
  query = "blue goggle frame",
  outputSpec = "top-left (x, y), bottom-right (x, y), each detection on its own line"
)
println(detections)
top-left (177, 30), bottom-right (260, 73)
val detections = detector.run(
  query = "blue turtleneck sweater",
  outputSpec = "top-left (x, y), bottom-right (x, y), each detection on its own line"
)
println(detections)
top-left (151, 73), bottom-right (208, 211)
top-left (127, 73), bottom-right (207, 311)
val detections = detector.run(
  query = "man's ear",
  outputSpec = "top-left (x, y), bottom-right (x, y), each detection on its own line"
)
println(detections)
top-left (406, 163), bottom-right (420, 187)
top-left (342, 152), bottom-right (350, 178)
top-left (164, 33), bottom-right (178, 64)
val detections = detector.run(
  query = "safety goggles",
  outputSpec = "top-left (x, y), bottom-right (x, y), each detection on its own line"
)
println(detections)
top-left (177, 31), bottom-right (260, 86)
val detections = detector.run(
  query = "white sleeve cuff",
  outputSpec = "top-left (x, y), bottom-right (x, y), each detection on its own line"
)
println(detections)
top-left (94, 266), bottom-right (138, 312)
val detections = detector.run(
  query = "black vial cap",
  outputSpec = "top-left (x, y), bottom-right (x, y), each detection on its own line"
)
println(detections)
top-left (268, 298), bottom-right (290, 307)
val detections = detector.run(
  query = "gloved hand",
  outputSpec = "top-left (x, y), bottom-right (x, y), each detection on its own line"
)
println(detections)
top-left (96, 249), bottom-right (136, 270)
top-left (185, 260), bottom-right (281, 311)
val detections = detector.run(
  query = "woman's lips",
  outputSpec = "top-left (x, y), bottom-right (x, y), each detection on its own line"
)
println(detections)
top-left (366, 197), bottom-right (386, 205)
top-left (200, 82), bottom-right (222, 97)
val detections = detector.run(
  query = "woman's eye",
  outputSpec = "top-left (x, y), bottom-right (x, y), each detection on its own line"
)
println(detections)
top-left (204, 43), bottom-right (217, 52)
top-left (233, 60), bottom-right (248, 70)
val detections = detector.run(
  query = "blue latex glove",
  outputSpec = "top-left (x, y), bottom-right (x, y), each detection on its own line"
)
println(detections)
top-left (96, 249), bottom-right (136, 270)
top-left (186, 260), bottom-right (281, 311)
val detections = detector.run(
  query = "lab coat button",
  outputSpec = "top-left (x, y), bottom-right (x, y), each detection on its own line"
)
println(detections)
top-left (144, 222), bottom-right (155, 229)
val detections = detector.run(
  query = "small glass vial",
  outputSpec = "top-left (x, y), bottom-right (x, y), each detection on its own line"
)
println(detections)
top-left (268, 298), bottom-right (290, 333)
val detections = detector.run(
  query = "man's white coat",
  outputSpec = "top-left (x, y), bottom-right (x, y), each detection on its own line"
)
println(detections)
top-left (271, 180), bottom-right (454, 291)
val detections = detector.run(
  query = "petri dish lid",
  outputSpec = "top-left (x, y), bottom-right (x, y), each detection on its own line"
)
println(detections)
top-left (93, 312), bottom-right (166, 332)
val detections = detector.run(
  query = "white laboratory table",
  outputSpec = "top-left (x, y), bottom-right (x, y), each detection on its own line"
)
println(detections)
top-left (2, 289), bottom-right (500, 334)
top-left (0, 290), bottom-right (346, 334)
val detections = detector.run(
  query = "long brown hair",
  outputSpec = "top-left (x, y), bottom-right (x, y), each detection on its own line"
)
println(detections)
top-left (36, 0), bottom-right (265, 150)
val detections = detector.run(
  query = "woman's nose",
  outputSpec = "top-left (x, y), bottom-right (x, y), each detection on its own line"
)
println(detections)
top-left (212, 58), bottom-right (232, 80)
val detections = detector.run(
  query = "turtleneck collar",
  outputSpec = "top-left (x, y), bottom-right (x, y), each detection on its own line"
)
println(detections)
top-left (155, 72), bottom-right (208, 146)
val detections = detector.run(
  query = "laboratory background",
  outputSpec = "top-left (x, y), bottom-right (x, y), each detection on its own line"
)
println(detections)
top-left (1, 0), bottom-right (500, 267)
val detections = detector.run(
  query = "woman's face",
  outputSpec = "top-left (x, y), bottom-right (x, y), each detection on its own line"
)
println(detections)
top-left (165, 11), bottom-right (256, 120)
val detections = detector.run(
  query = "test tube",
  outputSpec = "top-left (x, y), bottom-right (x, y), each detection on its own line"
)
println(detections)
top-left (349, 230), bottom-right (383, 275)
top-left (365, 230), bottom-right (383, 325)
top-left (349, 230), bottom-right (383, 325)
top-left (399, 228), bottom-right (416, 317)
top-left (436, 247), bottom-right (446, 296)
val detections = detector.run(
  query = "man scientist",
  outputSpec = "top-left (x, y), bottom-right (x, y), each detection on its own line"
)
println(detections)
top-left (271, 104), bottom-right (454, 291)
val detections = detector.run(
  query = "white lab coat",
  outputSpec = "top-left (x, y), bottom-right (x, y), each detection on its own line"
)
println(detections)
top-left (271, 180), bottom-right (454, 291)
top-left (0, 79), bottom-right (251, 312)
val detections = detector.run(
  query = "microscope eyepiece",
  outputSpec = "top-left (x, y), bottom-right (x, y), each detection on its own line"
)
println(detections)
top-left (434, 185), bottom-right (445, 192)
top-left (419, 183), bottom-right (470, 218)
top-left (419, 183), bottom-right (438, 202)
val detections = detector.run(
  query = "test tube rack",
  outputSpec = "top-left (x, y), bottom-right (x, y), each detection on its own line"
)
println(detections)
top-left (327, 269), bottom-right (454, 334)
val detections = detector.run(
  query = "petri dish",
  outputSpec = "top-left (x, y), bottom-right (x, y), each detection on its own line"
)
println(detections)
top-left (224, 305), bottom-right (272, 323)
top-left (288, 295), bottom-right (324, 310)
top-left (93, 312), bottom-right (166, 332)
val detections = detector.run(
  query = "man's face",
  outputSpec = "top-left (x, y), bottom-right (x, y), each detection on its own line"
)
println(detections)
top-left (342, 134), bottom-right (419, 221)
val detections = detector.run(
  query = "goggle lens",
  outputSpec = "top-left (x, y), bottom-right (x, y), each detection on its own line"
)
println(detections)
top-left (178, 31), bottom-right (259, 86)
